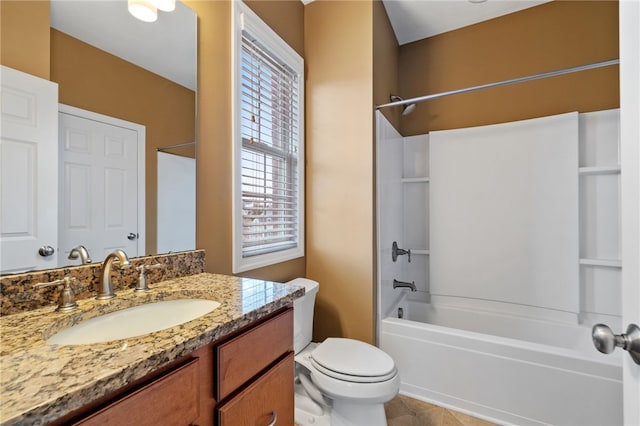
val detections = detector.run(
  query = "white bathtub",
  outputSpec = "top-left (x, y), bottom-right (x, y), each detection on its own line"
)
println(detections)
top-left (379, 300), bottom-right (623, 426)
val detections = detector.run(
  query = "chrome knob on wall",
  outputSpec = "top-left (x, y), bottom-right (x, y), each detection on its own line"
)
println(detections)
top-left (392, 241), bottom-right (411, 263)
top-left (592, 323), bottom-right (640, 365)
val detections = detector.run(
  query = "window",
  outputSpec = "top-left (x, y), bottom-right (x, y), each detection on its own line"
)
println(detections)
top-left (232, 1), bottom-right (304, 273)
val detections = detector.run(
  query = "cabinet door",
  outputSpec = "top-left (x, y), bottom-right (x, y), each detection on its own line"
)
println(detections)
top-left (75, 358), bottom-right (200, 426)
top-left (216, 308), bottom-right (293, 400)
top-left (217, 353), bottom-right (294, 426)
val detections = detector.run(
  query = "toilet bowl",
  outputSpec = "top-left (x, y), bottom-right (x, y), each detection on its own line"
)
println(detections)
top-left (288, 278), bottom-right (400, 426)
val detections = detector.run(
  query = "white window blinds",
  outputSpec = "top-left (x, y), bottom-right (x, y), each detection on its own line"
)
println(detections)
top-left (233, 4), bottom-right (304, 272)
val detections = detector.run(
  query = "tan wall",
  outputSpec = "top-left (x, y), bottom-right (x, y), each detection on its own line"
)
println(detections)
top-left (244, 0), bottom-right (304, 57)
top-left (0, 1), bottom-right (50, 79)
top-left (305, 0), bottom-right (376, 344)
top-left (398, 1), bottom-right (619, 136)
top-left (373, 0), bottom-right (400, 131)
top-left (50, 30), bottom-right (195, 255)
top-left (186, 0), bottom-right (305, 280)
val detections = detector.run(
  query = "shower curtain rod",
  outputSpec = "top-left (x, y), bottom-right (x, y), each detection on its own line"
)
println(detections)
top-left (376, 58), bottom-right (620, 110)
top-left (156, 141), bottom-right (196, 152)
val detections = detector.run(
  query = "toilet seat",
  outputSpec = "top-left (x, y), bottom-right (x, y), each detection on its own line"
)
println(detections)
top-left (309, 338), bottom-right (398, 383)
top-left (305, 359), bottom-right (400, 403)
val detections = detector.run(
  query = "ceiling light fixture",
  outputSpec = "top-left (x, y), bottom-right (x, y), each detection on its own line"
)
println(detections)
top-left (152, 0), bottom-right (176, 12)
top-left (128, 0), bottom-right (157, 22)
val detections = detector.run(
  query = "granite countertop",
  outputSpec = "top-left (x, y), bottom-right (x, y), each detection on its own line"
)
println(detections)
top-left (0, 273), bottom-right (304, 426)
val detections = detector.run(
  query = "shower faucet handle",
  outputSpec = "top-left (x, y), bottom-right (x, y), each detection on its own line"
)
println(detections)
top-left (392, 241), bottom-right (411, 263)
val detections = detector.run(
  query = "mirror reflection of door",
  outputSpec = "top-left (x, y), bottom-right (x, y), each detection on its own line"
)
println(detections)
top-left (58, 105), bottom-right (145, 262)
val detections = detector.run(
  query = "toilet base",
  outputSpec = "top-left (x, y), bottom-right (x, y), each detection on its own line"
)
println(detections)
top-left (294, 388), bottom-right (388, 426)
top-left (331, 400), bottom-right (387, 426)
top-left (294, 399), bottom-right (388, 426)
top-left (295, 406), bottom-right (331, 426)
top-left (295, 382), bottom-right (331, 426)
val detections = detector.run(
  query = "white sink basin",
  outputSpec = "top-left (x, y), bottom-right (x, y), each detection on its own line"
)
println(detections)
top-left (47, 299), bottom-right (221, 345)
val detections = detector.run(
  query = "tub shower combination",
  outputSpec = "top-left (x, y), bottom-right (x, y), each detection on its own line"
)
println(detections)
top-left (376, 87), bottom-right (624, 425)
top-left (380, 300), bottom-right (621, 426)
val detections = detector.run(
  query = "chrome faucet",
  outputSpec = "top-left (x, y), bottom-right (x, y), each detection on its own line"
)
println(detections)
top-left (97, 249), bottom-right (131, 300)
top-left (393, 279), bottom-right (416, 292)
top-left (68, 245), bottom-right (92, 265)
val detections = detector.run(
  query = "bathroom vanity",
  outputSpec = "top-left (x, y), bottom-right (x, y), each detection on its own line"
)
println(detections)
top-left (0, 273), bottom-right (303, 426)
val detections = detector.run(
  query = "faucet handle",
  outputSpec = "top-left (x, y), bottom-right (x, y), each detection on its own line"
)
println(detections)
top-left (392, 241), bottom-right (412, 263)
top-left (113, 259), bottom-right (132, 269)
top-left (136, 263), bottom-right (162, 272)
top-left (34, 277), bottom-right (78, 311)
top-left (134, 263), bottom-right (162, 293)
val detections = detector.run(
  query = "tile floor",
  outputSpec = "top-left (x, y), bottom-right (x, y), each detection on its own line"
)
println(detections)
top-left (384, 395), bottom-right (498, 426)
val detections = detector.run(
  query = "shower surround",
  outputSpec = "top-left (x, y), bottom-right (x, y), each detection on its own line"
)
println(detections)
top-left (375, 110), bottom-right (623, 425)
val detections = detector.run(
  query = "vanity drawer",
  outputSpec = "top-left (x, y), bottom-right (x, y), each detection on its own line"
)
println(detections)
top-left (75, 357), bottom-right (200, 426)
top-left (216, 308), bottom-right (293, 400)
top-left (217, 352), bottom-right (294, 426)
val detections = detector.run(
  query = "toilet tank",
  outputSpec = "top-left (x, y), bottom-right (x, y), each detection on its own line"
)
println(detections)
top-left (288, 278), bottom-right (319, 354)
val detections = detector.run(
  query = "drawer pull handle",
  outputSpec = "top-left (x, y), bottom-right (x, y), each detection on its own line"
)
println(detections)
top-left (266, 410), bottom-right (277, 426)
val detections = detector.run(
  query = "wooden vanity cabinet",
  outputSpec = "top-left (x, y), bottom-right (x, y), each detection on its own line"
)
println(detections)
top-left (217, 353), bottom-right (294, 426)
top-left (57, 307), bottom-right (293, 426)
top-left (74, 358), bottom-right (201, 426)
top-left (215, 309), bottom-right (294, 425)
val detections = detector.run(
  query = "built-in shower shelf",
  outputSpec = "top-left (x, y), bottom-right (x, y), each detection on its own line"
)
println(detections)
top-left (579, 258), bottom-right (622, 268)
top-left (578, 166), bottom-right (621, 175)
top-left (411, 249), bottom-right (430, 255)
top-left (401, 177), bottom-right (430, 183)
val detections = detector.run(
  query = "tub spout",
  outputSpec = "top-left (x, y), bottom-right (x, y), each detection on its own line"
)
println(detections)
top-left (393, 279), bottom-right (416, 292)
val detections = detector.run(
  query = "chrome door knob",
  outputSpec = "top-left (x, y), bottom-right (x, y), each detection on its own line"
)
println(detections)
top-left (592, 323), bottom-right (640, 365)
top-left (38, 245), bottom-right (55, 257)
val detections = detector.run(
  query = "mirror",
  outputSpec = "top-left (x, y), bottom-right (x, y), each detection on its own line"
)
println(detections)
top-left (48, 0), bottom-right (196, 267)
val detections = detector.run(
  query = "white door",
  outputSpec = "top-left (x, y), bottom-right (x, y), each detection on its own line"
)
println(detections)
top-left (0, 66), bottom-right (59, 273)
top-left (58, 106), bottom-right (145, 262)
top-left (619, 1), bottom-right (640, 424)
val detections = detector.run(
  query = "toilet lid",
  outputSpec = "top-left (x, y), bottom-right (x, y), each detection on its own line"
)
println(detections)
top-left (310, 338), bottom-right (397, 383)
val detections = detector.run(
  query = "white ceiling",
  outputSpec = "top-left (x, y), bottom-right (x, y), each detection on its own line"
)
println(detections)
top-left (382, 0), bottom-right (552, 45)
top-left (50, 0), bottom-right (196, 91)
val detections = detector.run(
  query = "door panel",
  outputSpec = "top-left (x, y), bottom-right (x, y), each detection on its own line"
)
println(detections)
top-left (59, 110), bottom-right (140, 261)
top-left (619, 1), bottom-right (640, 424)
top-left (0, 66), bottom-right (58, 273)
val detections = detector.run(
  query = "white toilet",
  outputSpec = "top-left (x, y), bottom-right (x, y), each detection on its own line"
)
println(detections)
top-left (289, 278), bottom-right (400, 426)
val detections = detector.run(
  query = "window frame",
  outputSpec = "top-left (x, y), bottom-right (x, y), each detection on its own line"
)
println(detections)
top-left (232, 0), bottom-right (305, 273)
